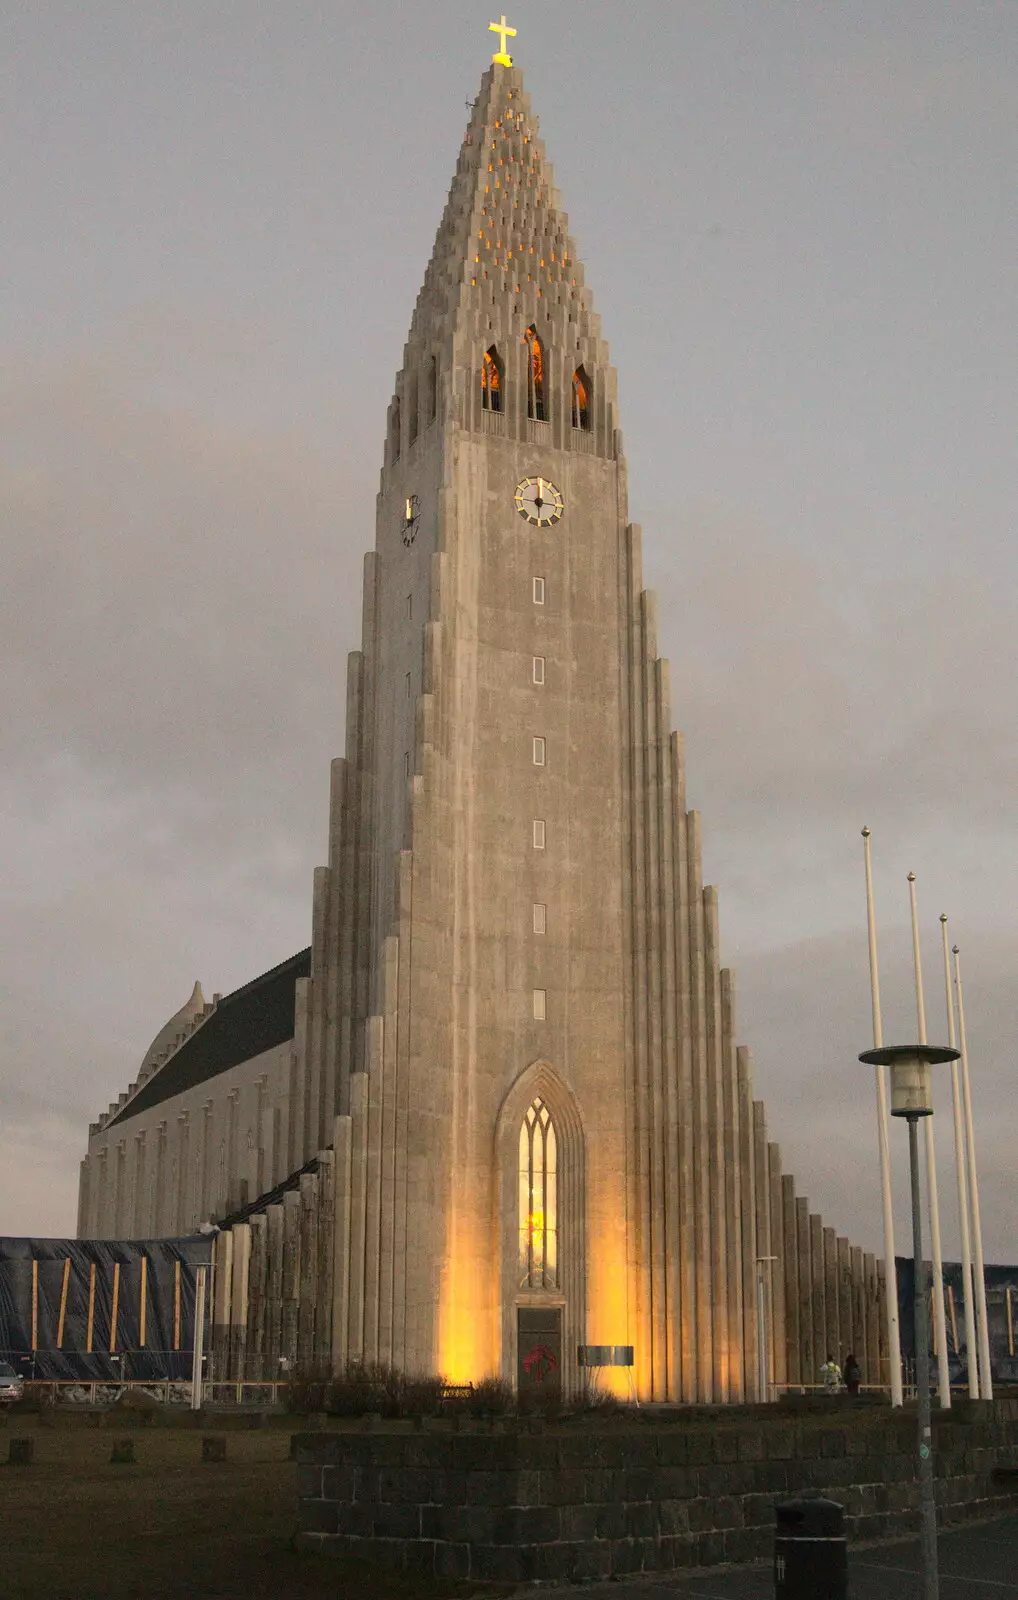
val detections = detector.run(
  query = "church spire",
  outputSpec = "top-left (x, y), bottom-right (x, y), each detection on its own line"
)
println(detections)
top-left (388, 58), bottom-right (618, 465)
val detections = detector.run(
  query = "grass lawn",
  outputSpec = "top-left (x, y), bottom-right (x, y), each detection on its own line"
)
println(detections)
top-left (0, 1417), bottom-right (507, 1600)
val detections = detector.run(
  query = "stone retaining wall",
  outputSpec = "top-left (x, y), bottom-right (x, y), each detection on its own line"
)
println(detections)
top-left (295, 1401), bottom-right (1018, 1583)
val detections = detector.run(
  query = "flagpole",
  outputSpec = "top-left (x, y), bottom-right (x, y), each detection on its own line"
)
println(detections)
top-left (908, 872), bottom-right (951, 1408)
top-left (953, 945), bottom-right (992, 1399)
top-left (861, 828), bottom-right (903, 1406)
top-left (940, 915), bottom-right (978, 1397)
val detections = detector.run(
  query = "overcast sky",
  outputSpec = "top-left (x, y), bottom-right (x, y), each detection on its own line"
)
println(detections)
top-left (2, 2), bottom-right (1016, 1271)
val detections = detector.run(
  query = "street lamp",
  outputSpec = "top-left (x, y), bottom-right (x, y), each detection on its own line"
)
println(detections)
top-left (859, 1041), bottom-right (959, 1600)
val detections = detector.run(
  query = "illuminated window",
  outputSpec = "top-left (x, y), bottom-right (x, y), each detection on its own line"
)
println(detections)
top-left (481, 346), bottom-right (503, 412)
top-left (532, 989), bottom-right (547, 1021)
top-left (519, 1096), bottom-right (557, 1288)
top-left (524, 326), bottom-right (546, 421)
top-left (533, 736), bottom-right (546, 766)
top-left (533, 576), bottom-right (545, 605)
top-left (532, 819), bottom-right (545, 849)
top-left (571, 366), bottom-right (591, 431)
top-left (532, 655), bottom-right (545, 685)
top-left (533, 903), bottom-right (546, 934)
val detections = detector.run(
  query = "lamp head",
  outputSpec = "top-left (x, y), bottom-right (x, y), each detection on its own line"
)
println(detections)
top-left (859, 1042), bottom-right (959, 1117)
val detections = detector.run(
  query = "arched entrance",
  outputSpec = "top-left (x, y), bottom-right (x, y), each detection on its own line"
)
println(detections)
top-left (495, 1061), bottom-right (586, 1399)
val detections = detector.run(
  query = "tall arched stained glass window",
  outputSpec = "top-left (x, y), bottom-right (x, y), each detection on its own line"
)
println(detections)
top-left (524, 326), bottom-right (546, 422)
top-left (481, 346), bottom-right (503, 413)
top-left (519, 1097), bottom-right (558, 1289)
top-left (571, 366), bottom-right (591, 431)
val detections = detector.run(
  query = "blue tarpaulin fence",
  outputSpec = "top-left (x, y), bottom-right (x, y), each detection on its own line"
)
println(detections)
top-left (0, 1236), bottom-right (212, 1381)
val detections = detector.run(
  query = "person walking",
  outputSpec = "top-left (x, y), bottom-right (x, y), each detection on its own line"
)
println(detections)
top-left (820, 1353), bottom-right (843, 1392)
top-left (843, 1352), bottom-right (861, 1396)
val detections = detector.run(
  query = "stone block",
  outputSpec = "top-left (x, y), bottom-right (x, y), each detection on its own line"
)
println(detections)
top-left (657, 1432), bottom-right (690, 1465)
top-left (321, 1464), bottom-right (356, 1500)
top-left (655, 1464), bottom-right (695, 1498)
top-left (711, 1494), bottom-right (744, 1529)
top-left (712, 1431), bottom-right (739, 1463)
top-left (401, 1540), bottom-right (437, 1575)
top-left (752, 1461), bottom-right (789, 1493)
top-left (566, 1540), bottom-right (612, 1582)
top-left (582, 1466), bottom-right (613, 1501)
top-left (464, 1468), bottom-right (517, 1505)
top-left (378, 1466), bottom-right (418, 1502)
top-left (725, 1524), bottom-right (770, 1563)
top-left (373, 1503), bottom-right (421, 1539)
top-left (433, 1541), bottom-right (471, 1580)
top-left (820, 1428), bottom-right (846, 1457)
top-left (475, 1543), bottom-right (528, 1582)
top-left (539, 1466), bottom-right (586, 1504)
top-left (610, 1537), bottom-right (642, 1576)
top-left (109, 1439), bottom-right (135, 1464)
top-left (424, 1467), bottom-right (467, 1504)
top-left (295, 1433), bottom-right (344, 1464)
top-left (202, 1435), bottom-right (227, 1463)
top-left (741, 1491), bottom-right (774, 1527)
top-left (686, 1432), bottom-right (713, 1464)
top-left (765, 1426), bottom-right (796, 1459)
top-left (8, 1438), bottom-right (34, 1465)
top-left (595, 1501), bottom-right (627, 1539)
top-left (697, 1528), bottom-right (727, 1566)
top-left (625, 1500), bottom-right (656, 1537)
top-left (337, 1501), bottom-right (376, 1537)
top-left (737, 1428), bottom-right (765, 1461)
top-left (686, 1496), bottom-right (716, 1531)
top-left (623, 1466), bottom-right (655, 1500)
top-left (452, 1433), bottom-right (517, 1471)
top-left (492, 1505), bottom-right (559, 1543)
top-left (559, 1502), bottom-right (600, 1540)
top-left (297, 1463), bottom-right (324, 1499)
top-left (658, 1498), bottom-right (689, 1535)
top-left (300, 1499), bottom-right (340, 1535)
top-left (697, 1464), bottom-right (735, 1497)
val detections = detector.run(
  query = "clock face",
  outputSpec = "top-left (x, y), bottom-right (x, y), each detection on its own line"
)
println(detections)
top-left (402, 494), bottom-right (421, 547)
top-left (514, 476), bottom-right (564, 527)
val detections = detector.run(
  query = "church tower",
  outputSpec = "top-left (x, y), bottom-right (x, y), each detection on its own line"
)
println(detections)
top-left (77, 35), bottom-right (890, 1406)
top-left (291, 49), bottom-right (760, 1402)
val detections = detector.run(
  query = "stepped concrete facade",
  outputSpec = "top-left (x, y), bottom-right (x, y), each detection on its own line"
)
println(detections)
top-left (78, 56), bottom-right (886, 1402)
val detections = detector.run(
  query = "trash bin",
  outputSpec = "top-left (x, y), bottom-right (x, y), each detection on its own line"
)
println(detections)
top-left (774, 1497), bottom-right (847, 1598)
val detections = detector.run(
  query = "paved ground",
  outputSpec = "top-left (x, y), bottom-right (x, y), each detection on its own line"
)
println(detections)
top-left (533, 1512), bottom-right (1018, 1598)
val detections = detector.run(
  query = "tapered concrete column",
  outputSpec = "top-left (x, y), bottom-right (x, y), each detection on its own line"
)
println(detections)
top-left (796, 1197), bottom-right (812, 1382)
top-left (229, 1223), bottom-right (251, 1381)
top-left (810, 1213), bottom-right (826, 1374)
top-left (782, 1175), bottom-right (800, 1385)
top-left (823, 1226), bottom-right (840, 1363)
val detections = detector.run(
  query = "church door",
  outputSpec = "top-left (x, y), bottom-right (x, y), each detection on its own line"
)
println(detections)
top-left (517, 1306), bottom-right (562, 1400)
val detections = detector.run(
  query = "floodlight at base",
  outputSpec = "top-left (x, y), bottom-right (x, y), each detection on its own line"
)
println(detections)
top-left (859, 1043), bottom-right (959, 1118)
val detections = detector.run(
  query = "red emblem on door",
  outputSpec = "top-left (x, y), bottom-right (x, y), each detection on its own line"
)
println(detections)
top-left (522, 1343), bottom-right (558, 1382)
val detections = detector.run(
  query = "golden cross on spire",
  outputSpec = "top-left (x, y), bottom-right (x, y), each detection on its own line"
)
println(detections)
top-left (489, 14), bottom-right (516, 66)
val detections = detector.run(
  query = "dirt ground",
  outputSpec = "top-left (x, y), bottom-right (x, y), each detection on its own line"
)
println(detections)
top-left (0, 1416), bottom-right (506, 1600)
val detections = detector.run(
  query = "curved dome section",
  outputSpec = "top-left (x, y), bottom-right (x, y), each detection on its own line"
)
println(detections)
top-left (139, 980), bottom-right (206, 1076)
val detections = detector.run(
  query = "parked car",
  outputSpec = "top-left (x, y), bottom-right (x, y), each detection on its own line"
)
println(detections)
top-left (0, 1362), bottom-right (24, 1404)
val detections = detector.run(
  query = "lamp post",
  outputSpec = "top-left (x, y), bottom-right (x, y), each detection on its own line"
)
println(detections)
top-left (859, 1042), bottom-right (959, 1600)
top-left (756, 1255), bottom-right (778, 1402)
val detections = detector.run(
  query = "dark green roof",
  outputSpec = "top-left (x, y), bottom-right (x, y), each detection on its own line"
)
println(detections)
top-left (109, 948), bottom-right (311, 1127)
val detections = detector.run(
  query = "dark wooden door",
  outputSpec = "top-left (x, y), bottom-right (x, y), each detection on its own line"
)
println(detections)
top-left (517, 1306), bottom-right (562, 1400)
